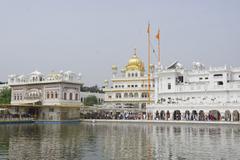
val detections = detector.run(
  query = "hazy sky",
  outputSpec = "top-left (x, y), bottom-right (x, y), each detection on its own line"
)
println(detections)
top-left (0, 0), bottom-right (240, 85)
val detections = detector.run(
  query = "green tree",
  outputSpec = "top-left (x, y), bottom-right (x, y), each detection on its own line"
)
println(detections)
top-left (84, 95), bottom-right (98, 106)
top-left (0, 88), bottom-right (11, 104)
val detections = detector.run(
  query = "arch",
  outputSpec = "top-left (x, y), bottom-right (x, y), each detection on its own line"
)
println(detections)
top-left (47, 92), bottom-right (50, 99)
top-left (155, 110), bottom-right (160, 120)
top-left (129, 93), bottom-right (133, 98)
top-left (51, 92), bottom-right (54, 99)
top-left (225, 110), bottom-right (231, 121)
top-left (134, 93), bottom-right (139, 98)
top-left (64, 92), bottom-right (67, 100)
top-left (160, 111), bottom-right (165, 120)
top-left (209, 110), bottom-right (221, 121)
top-left (191, 110), bottom-right (198, 120)
top-left (173, 110), bottom-right (181, 120)
top-left (75, 93), bottom-right (78, 100)
top-left (185, 110), bottom-right (190, 120)
top-left (233, 110), bottom-right (239, 121)
top-left (69, 93), bottom-right (73, 100)
top-left (199, 110), bottom-right (205, 121)
top-left (166, 110), bottom-right (170, 120)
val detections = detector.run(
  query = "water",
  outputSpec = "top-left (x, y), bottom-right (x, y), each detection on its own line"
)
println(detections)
top-left (0, 122), bottom-right (240, 160)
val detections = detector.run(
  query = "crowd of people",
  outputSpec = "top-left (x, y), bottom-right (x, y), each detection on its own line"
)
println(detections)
top-left (80, 111), bottom-right (146, 120)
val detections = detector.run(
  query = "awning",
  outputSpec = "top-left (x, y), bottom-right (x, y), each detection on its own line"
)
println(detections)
top-left (18, 100), bottom-right (41, 105)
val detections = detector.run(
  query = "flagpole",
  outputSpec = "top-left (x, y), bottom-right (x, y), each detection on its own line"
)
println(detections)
top-left (147, 23), bottom-right (151, 104)
top-left (157, 28), bottom-right (160, 66)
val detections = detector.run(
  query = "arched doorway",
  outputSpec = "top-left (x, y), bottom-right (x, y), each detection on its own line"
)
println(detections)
top-left (166, 110), bottom-right (170, 120)
top-left (173, 110), bottom-right (181, 120)
top-left (233, 110), bottom-right (239, 121)
top-left (185, 110), bottom-right (190, 120)
top-left (225, 110), bottom-right (231, 121)
top-left (209, 110), bottom-right (221, 121)
top-left (160, 111), bottom-right (165, 120)
top-left (192, 110), bottom-right (198, 120)
top-left (155, 110), bottom-right (160, 120)
top-left (199, 110), bottom-right (205, 121)
top-left (147, 112), bottom-right (153, 120)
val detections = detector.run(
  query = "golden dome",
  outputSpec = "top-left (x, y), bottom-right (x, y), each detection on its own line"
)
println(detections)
top-left (126, 53), bottom-right (145, 72)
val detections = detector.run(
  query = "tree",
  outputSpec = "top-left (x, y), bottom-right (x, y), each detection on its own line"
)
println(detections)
top-left (0, 88), bottom-right (11, 104)
top-left (80, 85), bottom-right (104, 93)
top-left (84, 95), bottom-right (98, 106)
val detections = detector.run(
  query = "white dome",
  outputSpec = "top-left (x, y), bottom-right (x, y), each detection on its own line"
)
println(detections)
top-left (31, 70), bottom-right (43, 75)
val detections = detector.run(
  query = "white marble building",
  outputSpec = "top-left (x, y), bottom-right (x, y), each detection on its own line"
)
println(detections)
top-left (9, 70), bottom-right (83, 106)
top-left (103, 49), bottom-right (155, 109)
top-left (147, 62), bottom-right (240, 121)
top-left (7, 70), bottom-right (104, 120)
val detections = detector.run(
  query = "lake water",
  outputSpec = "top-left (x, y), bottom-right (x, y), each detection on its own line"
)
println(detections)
top-left (0, 122), bottom-right (240, 160)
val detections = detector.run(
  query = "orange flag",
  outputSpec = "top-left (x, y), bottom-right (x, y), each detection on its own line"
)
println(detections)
top-left (156, 28), bottom-right (160, 40)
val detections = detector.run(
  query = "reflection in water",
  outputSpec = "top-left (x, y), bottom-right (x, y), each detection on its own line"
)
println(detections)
top-left (0, 123), bottom-right (240, 160)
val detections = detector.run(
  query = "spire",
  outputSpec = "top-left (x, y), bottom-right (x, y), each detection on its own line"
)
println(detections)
top-left (133, 48), bottom-right (137, 56)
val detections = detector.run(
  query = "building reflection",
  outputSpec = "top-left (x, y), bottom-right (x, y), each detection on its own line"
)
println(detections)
top-left (1, 123), bottom-right (240, 160)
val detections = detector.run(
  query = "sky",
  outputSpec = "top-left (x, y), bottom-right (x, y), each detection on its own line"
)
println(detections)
top-left (0, 0), bottom-right (240, 86)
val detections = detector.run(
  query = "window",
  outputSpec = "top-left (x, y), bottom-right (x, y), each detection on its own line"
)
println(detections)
top-left (217, 81), bottom-right (223, 85)
top-left (115, 85), bottom-right (118, 88)
top-left (199, 77), bottom-right (203, 80)
top-left (129, 93), bottom-right (133, 98)
top-left (124, 93), bottom-right (128, 98)
top-left (69, 93), bottom-right (73, 100)
top-left (128, 85), bottom-right (130, 88)
top-left (116, 93), bottom-right (121, 98)
top-left (122, 85), bottom-right (124, 88)
top-left (214, 74), bottom-right (223, 77)
top-left (132, 73), bottom-right (134, 77)
top-left (176, 76), bottom-right (184, 83)
top-left (205, 77), bottom-right (208, 80)
top-left (135, 85), bottom-right (138, 88)
top-left (75, 93), bottom-right (78, 100)
top-left (128, 73), bottom-right (130, 77)
top-left (134, 93), bottom-right (138, 98)
top-left (141, 93), bottom-right (147, 98)
top-left (64, 93), bottom-right (67, 100)
top-left (51, 92), bottom-right (54, 99)
top-left (135, 73), bottom-right (138, 77)
top-left (168, 83), bottom-right (171, 90)
top-left (47, 93), bottom-right (50, 99)
top-left (131, 85), bottom-right (134, 88)
top-left (49, 108), bottom-right (54, 112)
top-left (55, 93), bottom-right (58, 99)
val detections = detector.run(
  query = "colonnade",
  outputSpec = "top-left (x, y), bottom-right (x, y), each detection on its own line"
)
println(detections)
top-left (150, 109), bottom-right (240, 122)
